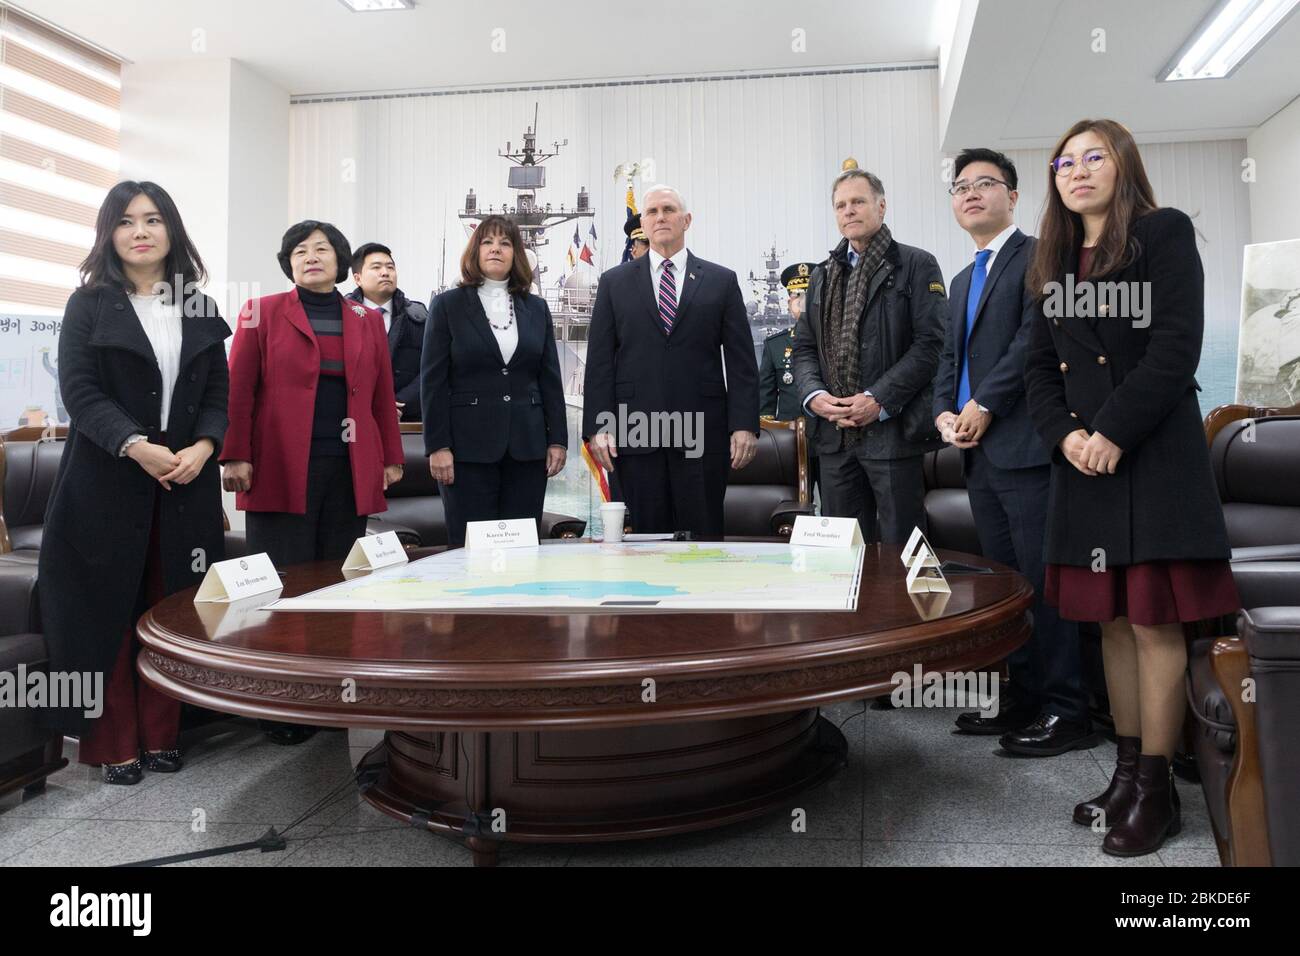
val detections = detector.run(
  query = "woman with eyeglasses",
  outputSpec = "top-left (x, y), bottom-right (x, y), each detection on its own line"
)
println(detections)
top-left (1024, 119), bottom-right (1238, 857)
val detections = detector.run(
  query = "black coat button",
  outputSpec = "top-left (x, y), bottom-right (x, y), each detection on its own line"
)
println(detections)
top-left (114, 303), bottom-right (124, 311)
top-left (190, 372), bottom-right (197, 381)
top-left (177, 504), bottom-right (185, 514)
top-left (187, 404), bottom-right (196, 414)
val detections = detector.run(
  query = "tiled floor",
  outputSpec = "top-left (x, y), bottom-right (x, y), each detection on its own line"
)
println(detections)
top-left (0, 702), bottom-right (1221, 867)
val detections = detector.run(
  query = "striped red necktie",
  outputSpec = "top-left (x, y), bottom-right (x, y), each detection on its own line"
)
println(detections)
top-left (658, 260), bottom-right (677, 334)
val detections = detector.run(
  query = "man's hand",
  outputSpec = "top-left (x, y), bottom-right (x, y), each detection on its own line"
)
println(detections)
top-left (936, 411), bottom-right (977, 448)
top-left (589, 432), bottom-right (618, 471)
top-left (730, 430), bottom-right (758, 470)
top-left (1081, 431), bottom-right (1122, 475)
top-left (383, 464), bottom-right (404, 490)
top-left (809, 392), bottom-right (852, 422)
top-left (158, 438), bottom-right (214, 486)
top-left (131, 441), bottom-right (183, 490)
top-left (395, 401), bottom-right (405, 415)
top-left (546, 444), bottom-right (567, 477)
top-left (953, 400), bottom-right (992, 443)
top-left (429, 448), bottom-right (454, 485)
top-left (220, 459), bottom-right (253, 493)
top-left (837, 393), bottom-right (882, 428)
top-left (1059, 429), bottom-right (1098, 477)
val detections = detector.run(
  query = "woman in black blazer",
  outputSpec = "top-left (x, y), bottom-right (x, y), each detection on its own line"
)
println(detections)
top-left (40, 181), bottom-right (229, 784)
top-left (1025, 119), bottom-right (1238, 857)
top-left (421, 215), bottom-right (568, 546)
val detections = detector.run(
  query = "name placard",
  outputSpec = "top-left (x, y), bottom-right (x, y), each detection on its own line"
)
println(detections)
top-left (790, 515), bottom-right (864, 548)
top-left (194, 553), bottom-right (281, 603)
top-left (900, 526), bottom-right (941, 568)
top-left (464, 518), bottom-right (539, 550)
top-left (904, 543), bottom-right (951, 594)
top-left (342, 531), bottom-right (409, 572)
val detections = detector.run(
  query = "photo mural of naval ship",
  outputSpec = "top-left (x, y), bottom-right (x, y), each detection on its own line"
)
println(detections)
top-left (453, 109), bottom-right (797, 529)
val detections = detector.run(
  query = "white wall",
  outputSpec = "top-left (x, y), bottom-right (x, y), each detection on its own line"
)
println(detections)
top-left (1246, 95), bottom-right (1300, 245)
top-left (121, 57), bottom-right (290, 530)
top-left (120, 57), bottom-right (289, 319)
top-left (120, 58), bottom-right (233, 305)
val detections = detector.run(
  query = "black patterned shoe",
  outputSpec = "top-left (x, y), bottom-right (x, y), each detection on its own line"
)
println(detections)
top-left (102, 760), bottom-right (143, 785)
top-left (142, 749), bottom-right (183, 773)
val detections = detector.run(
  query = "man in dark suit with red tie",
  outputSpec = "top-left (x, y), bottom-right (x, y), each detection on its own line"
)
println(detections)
top-left (583, 184), bottom-right (760, 536)
top-left (934, 148), bottom-right (1089, 756)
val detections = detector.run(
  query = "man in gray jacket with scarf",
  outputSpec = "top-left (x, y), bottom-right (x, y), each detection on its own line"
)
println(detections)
top-left (792, 164), bottom-right (946, 543)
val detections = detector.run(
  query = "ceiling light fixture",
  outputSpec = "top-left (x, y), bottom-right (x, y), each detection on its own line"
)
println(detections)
top-left (1160, 0), bottom-right (1300, 81)
top-left (337, 0), bottom-right (415, 12)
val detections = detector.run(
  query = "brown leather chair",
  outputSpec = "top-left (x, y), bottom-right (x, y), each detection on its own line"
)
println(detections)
top-left (0, 427), bottom-right (67, 554)
top-left (1186, 406), bottom-right (1300, 865)
top-left (1188, 607), bottom-right (1300, 866)
top-left (723, 417), bottom-right (814, 537)
top-left (1208, 413), bottom-right (1300, 563)
top-left (920, 445), bottom-right (981, 555)
top-left (0, 549), bottom-right (67, 798)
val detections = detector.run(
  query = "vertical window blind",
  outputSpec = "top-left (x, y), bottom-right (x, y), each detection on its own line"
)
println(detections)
top-left (0, 3), bottom-right (121, 313)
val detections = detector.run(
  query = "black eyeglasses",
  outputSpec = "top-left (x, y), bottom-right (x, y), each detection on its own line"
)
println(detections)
top-left (1052, 149), bottom-right (1108, 176)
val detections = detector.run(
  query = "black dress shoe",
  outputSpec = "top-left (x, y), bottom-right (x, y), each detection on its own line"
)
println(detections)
top-left (102, 760), bottom-right (143, 786)
top-left (142, 748), bottom-right (184, 773)
top-left (260, 721), bottom-right (317, 746)
top-left (954, 696), bottom-right (1040, 735)
top-left (999, 713), bottom-right (1098, 756)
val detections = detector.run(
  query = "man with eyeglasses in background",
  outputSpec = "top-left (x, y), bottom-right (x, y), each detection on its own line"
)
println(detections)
top-left (933, 148), bottom-right (1089, 756)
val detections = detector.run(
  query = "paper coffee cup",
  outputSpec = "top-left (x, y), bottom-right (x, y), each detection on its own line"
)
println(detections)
top-left (600, 502), bottom-right (627, 542)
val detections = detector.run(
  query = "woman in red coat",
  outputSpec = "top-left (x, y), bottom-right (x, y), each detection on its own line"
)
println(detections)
top-left (220, 220), bottom-right (403, 742)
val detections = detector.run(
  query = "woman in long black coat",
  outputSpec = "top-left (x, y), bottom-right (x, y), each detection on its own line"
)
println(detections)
top-left (1024, 119), bottom-right (1238, 857)
top-left (40, 181), bottom-right (230, 784)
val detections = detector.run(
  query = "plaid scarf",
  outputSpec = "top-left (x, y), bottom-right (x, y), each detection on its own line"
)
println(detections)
top-left (821, 223), bottom-right (893, 446)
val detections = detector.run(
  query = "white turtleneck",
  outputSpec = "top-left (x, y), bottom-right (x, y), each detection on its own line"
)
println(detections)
top-left (477, 277), bottom-right (518, 363)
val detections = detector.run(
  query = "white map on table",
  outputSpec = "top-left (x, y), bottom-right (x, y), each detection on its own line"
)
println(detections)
top-left (263, 541), bottom-right (865, 612)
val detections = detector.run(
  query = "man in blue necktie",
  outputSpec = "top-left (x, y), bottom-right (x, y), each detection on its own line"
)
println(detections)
top-left (933, 148), bottom-right (1090, 756)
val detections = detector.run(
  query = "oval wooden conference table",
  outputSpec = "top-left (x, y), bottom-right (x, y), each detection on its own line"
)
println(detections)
top-left (137, 541), bottom-right (1032, 866)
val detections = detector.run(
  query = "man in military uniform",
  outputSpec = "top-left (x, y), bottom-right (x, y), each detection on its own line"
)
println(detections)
top-left (623, 214), bottom-right (649, 260)
top-left (760, 262), bottom-right (820, 500)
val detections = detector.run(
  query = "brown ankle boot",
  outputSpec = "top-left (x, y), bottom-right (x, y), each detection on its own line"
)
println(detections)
top-left (1102, 753), bottom-right (1181, 857)
top-left (1073, 735), bottom-right (1139, 827)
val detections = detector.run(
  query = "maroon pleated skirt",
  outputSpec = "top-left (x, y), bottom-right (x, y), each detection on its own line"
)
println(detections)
top-left (1045, 560), bottom-right (1239, 626)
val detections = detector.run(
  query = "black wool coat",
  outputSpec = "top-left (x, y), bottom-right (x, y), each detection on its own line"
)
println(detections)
top-left (39, 285), bottom-right (230, 736)
top-left (1024, 207), bottom-right (1230, 567)
top-left (792, 238), bottom-right (947, 459)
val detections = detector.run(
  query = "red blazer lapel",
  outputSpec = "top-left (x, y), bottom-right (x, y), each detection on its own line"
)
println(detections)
top-left (341, 294), bottom-right (371, 389)
top-left (284, 286), bottom-right (318, 345)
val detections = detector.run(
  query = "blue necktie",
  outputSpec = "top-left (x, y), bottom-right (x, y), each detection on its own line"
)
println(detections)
top-left (956, 249), bottom-right (992, 409)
